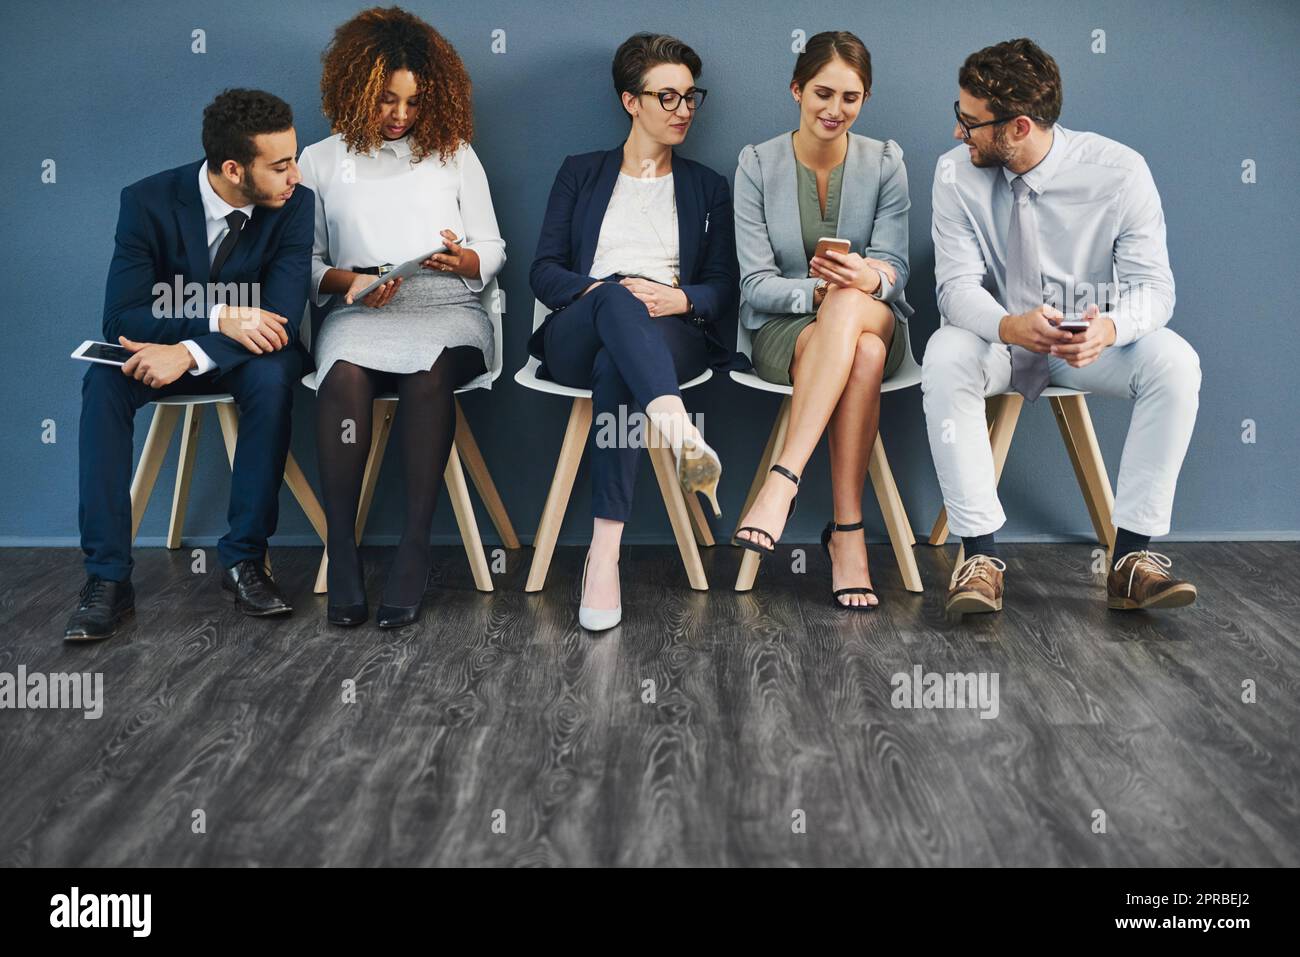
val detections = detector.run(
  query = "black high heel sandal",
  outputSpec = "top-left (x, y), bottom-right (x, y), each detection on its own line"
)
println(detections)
top-left (820, 520), bottom-right (878, 611)
top-left (731, 465), bottom-right (800, 554)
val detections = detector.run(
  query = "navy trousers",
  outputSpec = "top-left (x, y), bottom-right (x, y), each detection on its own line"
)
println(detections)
top-left (538, 282), bottom-right (709, 521)
top-left (78, 348), bottom-right (301, 581)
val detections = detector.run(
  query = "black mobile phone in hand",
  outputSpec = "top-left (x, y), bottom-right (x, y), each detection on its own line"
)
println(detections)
top-left (1057, 315), bottom-right (1091, 333)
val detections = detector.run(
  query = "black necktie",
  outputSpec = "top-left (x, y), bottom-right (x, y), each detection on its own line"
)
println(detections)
top-left (210, 210), bottom-right (248, 281)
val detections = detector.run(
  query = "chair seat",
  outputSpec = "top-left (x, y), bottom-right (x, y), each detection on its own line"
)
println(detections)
top-left (728, 370), bottom-right (1085, 399)
top-left (514, 356), bottom-right (712, 397)
top-left (299, 370), bottom-right (497, 397)
top-left (729, 364), bottom-right (923, 397)
top-left (150, 393), bottom-right (235, 406)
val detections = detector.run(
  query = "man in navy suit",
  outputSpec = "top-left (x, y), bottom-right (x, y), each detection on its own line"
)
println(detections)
top-left (66, 89), bottom-right (314, 641)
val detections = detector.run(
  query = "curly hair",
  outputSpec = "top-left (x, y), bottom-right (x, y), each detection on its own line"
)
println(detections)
top-left (202, 89), bottom-right (294, 169)
top-left (319, 6), bottom-right (473, 163)
top-left (959, 37), bottom-right (1062, 128)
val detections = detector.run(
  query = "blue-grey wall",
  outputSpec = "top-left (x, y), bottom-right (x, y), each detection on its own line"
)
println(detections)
top-left (3, 0), bottom-right (1297, 551)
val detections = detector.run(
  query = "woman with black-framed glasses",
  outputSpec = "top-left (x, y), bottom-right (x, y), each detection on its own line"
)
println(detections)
top-left (528, 32), bottom-right (744, 632)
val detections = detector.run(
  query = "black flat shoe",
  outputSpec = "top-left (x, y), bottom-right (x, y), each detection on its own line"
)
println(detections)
top-left (221, 559), bottom-right (292, 617)
top-left (64, 576), bottom-right (135, 642)
top-left (732, 464), bottom-right (800, 554)
top-left (820, 520), bottom-right (878, 611)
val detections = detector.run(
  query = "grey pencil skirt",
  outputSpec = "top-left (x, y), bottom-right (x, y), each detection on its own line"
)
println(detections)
top-left (314, 270), bottom-right (494, 389)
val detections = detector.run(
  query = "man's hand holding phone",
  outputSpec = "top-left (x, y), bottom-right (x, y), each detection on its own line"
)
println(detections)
top-left (219, 306), bottom-right (290, 353)
top-left (1049, 303), bottom-right (1116, 368)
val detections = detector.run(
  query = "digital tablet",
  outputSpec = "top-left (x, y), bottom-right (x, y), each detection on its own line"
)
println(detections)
top-left (350, 236), bottom-right (463, 302)
top-left (72, 340), bottom-right (134, 366)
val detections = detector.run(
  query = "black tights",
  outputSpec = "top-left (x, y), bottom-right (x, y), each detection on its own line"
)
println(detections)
top-left (315, 346), bottom-right (486, 607)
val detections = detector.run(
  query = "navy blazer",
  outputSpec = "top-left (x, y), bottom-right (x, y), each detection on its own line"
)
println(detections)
top-left (101, 159), bottom-right (314, 377)
top-left (528, 146), bottom-right (742, 368)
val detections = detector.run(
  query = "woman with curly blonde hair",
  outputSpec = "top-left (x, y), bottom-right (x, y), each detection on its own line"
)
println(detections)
top-left (299, 6), bottom-right (506, 629)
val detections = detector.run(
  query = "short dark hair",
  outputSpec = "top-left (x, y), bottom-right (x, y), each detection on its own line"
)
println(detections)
top-left (611, 33), bottom-right (702, 118)
top-left (958, 38), bottom-right (1062, 128)
top-left (792, 31), bottom-right (872, 94)
top-left (201, 88), bottom-right (295, 169)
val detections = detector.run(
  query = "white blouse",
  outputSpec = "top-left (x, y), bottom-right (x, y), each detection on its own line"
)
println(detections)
top-left (297, 132), bottom-right (506, 307)
top-left (589, 171), bottom-right (679, 286)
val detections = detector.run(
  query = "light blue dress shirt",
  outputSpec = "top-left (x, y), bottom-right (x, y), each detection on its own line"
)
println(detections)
top-left (930, 124), bottom-right (1175, 348)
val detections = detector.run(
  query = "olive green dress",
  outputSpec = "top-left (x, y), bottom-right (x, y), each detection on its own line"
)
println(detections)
top-left (750, 156), bottom-right (907, 386)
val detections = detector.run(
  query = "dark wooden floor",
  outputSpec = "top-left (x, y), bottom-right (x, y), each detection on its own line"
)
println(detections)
top-left (0, 541), bottom-right (1295, 867)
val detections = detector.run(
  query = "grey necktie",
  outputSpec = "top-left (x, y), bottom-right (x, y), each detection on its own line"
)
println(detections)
top-left (1006, 176), bottom-right (1049, 402)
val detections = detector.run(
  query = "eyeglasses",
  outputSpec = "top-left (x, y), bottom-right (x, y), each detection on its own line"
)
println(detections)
top-left (638, 88), bottom-right (708, 111)
top-left (953, 100), bottom-right (1014, 138)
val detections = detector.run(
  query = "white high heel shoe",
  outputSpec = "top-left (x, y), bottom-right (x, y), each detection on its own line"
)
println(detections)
top-left (674, 432), bottom-right (723, 517)
top-left (579, 549), bottom-right (621, 632)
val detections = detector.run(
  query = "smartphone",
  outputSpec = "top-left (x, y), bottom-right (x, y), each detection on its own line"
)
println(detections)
top-left (812, 237), bottom-right (851, 262)
top-left (72, 340), bottom-right (133, 366)
top-left (1056, 315), bottom-right (1091, 333)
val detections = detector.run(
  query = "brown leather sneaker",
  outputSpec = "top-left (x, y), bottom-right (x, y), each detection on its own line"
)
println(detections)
top-left (1107, 550), bottom-right (1197, 610)
top-left (946, 554), bottom-right (1007, 614)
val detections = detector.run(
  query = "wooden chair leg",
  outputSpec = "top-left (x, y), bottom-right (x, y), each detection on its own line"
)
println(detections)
top-left (166, 404), bottom-right (202, 548)
top-left (734, 398), bottom-right (792, 592)
top-left (454, 399), bottom-right (521, 549)
top-left (283, 452), bottom-right (327, 544)
top-left (445, 445), bottom-right (493, 591)
top-left (130, 404), bottom-right (183, 542)
top-left (867, 433), bottom-right (923, 593)
top-left (736, 396), bottom-right (791, 538)
top-left (648, 443), bottom-right (709, 590)
top-left (1050, 396), bottom-right (1109, 548)
top-left (930, 392), bottom-right (1025, 554)
top-left (524, 398), bottom-right (592, 593)
top-left (683, 490), bottom-right (715, 547)
top-left (314, 398), bottom-right (396, 594)
top-left (1054, 395), bottom-right (1116, 551)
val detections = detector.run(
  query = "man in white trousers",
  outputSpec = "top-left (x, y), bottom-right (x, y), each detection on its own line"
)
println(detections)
top-left (924, 38), bottom-right (1201, 616)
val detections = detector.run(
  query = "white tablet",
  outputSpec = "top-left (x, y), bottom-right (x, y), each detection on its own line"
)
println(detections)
top-left (72, 340), bottom-right (133, 366)
top-left (351, 236), bottom-right (463, 302)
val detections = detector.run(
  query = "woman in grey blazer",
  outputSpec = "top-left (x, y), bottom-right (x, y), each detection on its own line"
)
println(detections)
top-left (731, 31), bottom-right (914, 610)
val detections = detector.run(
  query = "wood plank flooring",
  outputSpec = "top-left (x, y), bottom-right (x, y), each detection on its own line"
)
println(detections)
top-left (0, 542), bottom-right (1295, 866)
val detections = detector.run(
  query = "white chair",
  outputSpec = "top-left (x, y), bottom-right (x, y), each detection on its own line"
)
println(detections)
top-left (128, 393), bottom-right (326, 573)
top-left (299, 277), bottom-right (520, 594)
top-left (926, 384), bottom-right (1116, 565)
top-left (729, 318), bottom-right (925, 593)
top-left (516, 298), bottom-right (716, 592)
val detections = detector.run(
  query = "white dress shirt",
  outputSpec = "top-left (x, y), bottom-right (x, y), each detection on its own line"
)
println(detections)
top-left (931, 124), bottom-right (1175, 348)
top-left (297, 133), bottom-right (505, 307)
top-left (589, 171), bottom-right (680, 286)
top-left (182, 161), bottom-right (256, 375)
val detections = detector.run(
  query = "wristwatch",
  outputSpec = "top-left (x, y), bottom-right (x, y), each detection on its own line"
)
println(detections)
top-left (814, 278), bottom-right (829, 305)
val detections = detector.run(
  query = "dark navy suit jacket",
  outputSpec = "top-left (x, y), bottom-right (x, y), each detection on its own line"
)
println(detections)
top-left (101, 159), bottom-right (314, 376)
top-left (528, 146), bottom-right (743, 369)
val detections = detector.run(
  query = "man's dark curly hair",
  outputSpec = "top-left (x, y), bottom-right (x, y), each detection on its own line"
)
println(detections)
top-left (201, 88), bottom-right (295, 170)
top-left (959, 37), bottom-right (1062, 128)
top-left (319, 6), bottom-right (473, 163)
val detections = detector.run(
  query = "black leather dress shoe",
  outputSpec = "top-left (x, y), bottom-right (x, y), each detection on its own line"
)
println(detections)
top-left (221, 559), bottom-right (292, 616)
top-left (64, 576), bottom-right (135, 642)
